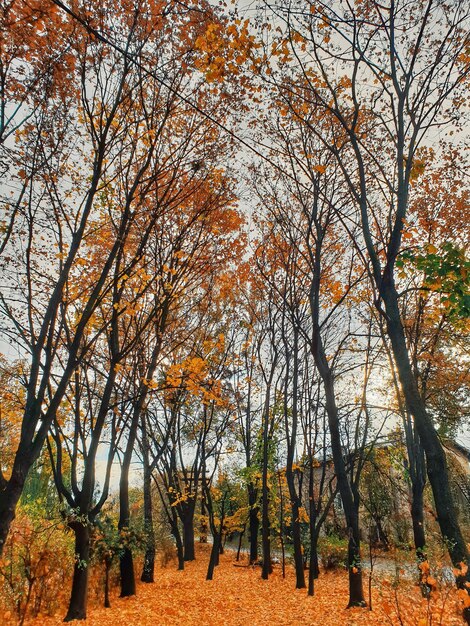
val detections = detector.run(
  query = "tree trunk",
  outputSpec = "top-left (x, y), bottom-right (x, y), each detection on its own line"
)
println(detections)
top-left (141, 544), bottom-right (156, 584)
top-left (200, 492), bottom-right (208, 543)
top-left (311, 332), bottom-right (366, 607)
top-left (411, 482), bottom-right (426, 559)
top-left (277, 471), bottom-right (286, 579)
top-left (119, 547), bottom-right (135, 598)
top-left (64, 522), bottom-right (90, 621)
top-left (141, 456), bottom-right (155, 583)
top-left (236, 527), bottom-right (245, 562)
top-left (119, 440), bottom-right (136, 596)
top-left (207, 498), bottom-right (225, 581)
top-left (206, 534), bottom-right (219, 581)
top-left (288, 486), bottom-right (306, 588)
top-left (261, 482), bottom-right (271, 579)
top-left (0, 450), bottom-right (33, 555)
top-left (261, 423), bottom-right (272, 580)
top-left (384, 292), bottom-right (470, 567)
top-left (383, 290), bottom-right (470, 622)
top-left (140, 413), bottom-right (155, 584)
top-left (171, 521), bottom-right (184, 570)
top-left (248, 485), bottom-right (259, 564)
top-left (182, 509), bottom-right (195, 561)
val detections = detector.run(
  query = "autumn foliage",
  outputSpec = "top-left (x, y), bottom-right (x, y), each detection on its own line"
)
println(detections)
top-left (1, 0), bottom-right (469, 624)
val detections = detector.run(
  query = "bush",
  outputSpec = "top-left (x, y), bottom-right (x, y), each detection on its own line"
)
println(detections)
top-left (318, 535), bottom-right (348, 571)
top-left (0, 503), bottom-right (74, 624)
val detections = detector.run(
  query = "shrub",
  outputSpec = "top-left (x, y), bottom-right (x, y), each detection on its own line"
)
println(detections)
top-left (0, 503), bottom-right (74, 624)
top-left (318, 535), bottom-right (348, 571)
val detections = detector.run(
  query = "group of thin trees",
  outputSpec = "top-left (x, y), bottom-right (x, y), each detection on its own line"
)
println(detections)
top-left (0, 0), bottom-right (469, 623)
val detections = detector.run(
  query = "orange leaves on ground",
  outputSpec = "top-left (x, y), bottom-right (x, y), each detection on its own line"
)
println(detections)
top-left (20, 545), bottom-right (467, 626)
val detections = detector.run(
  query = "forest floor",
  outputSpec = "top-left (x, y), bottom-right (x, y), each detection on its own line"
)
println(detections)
top-left (22, 544), bottom-right (466, 625)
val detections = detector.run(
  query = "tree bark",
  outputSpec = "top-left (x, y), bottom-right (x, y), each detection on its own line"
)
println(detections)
top-left (64, 522), bottom-right (90, 621)
top-left (171, 520), bottom-right (184, 570)
top-left (119, 455), bottom-right (135, 597)
top-left (382, 289), bottom-right (470, 622)
top-left (411, 482), bottom-right (426, 559)
top-left (236, 526), bottom-right (245, 562)
top-left (119, 547), bottom-right (135, 598)
top-left (311, 338), bottom-right (366, 607)
top-left (0, 463), bottom-right (26, 556)
top-left (261, 411), bottom-right (272, 580)
top-left (207, 498), bottom-right (225, 581)
top-left (248, 485), bottom-right (259, 564)
top-left (141, 445), bottom-right (155, 583)
top-left (288, 484), bottom-right (306, 588)
top-left (384, 291), bottom-right (470, 568)
top-left (182, 509), bottom-right (195, 561)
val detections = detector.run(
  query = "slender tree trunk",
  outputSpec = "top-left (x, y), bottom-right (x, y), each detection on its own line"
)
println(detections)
top-left (119, 460), bottom-right (135, 597)
top-left (288, 484), bottom-right (306, 588)
top-left (236, 526), bottom-right (245, 562)
top-left (285, 328), bottom-right (305, 588)
top-left (200, 492), bottom-right (208, 543)
top-left (171, 521), bottom-right (184, 570)
top-left (278, 471), bottom-right (286, 579)
top-left (207, 498), bottom-right (225, 581)
top-left (308, 529), bottom-right (320, 596)
top-left (141, 449), bottom-right (155, 583)
top-left (311, 328), bottom-right (366, 607)
top-left (308, 452), bottom-right (319, 596)
top-left (64, 522), bottom-right (91, 621)
top-left (248, 485), bottom-right (259, 564)
top-left (261, 415), bottom-right (271, 580)
top-left (411, 483), bottom-right (426, 559)
top-left (261, 482), bottom-right (271, 578)
top-left (206, 535), bottom-right (219, 581)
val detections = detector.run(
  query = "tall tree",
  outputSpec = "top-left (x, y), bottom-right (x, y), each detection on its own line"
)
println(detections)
top-left (261, 1), bottom-right (470, 615)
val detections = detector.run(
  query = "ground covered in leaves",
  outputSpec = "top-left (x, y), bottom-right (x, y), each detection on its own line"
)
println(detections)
top-left (19, 545), bottom-right (466, 625)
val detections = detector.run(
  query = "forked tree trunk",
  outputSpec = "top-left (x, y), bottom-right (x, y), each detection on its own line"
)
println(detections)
top-left (64, 522), bottom-right (91, 621)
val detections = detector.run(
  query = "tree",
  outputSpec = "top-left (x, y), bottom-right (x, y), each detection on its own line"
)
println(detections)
top-left (261, 1), bottom-right (470, 616)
